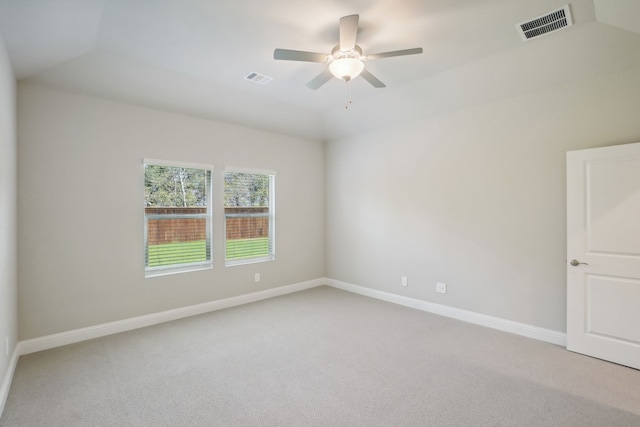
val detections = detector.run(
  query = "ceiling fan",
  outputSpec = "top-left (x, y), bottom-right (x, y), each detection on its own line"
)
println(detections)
top-left (274, 14), bottom-right (423, 90)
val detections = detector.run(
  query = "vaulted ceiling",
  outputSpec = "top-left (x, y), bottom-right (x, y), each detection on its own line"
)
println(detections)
top-left (1, 0), bottom-right (640, 140)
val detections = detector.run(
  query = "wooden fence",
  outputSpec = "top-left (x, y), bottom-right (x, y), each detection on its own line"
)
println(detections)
top-left (145, 207), bottom-right (268, 245)
top-left (224, 207), bottom-right (269, 240)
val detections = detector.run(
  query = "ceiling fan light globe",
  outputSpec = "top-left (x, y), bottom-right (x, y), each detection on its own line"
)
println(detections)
top-left (329, 57), bottom-right (364, 80)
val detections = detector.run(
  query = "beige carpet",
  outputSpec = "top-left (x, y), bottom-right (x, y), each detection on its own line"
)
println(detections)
top-left (1, 286), bottom-right (639, 426)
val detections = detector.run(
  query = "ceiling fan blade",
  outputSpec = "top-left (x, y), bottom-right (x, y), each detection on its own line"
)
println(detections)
top-left (274, 49), bottom-right (328, 63)
top-left (306, 68), bottom-right (334, 90)
top-left (360, 69), bottom-right (386, 88)
top-left (339, 14), bottom-right (359, 51)
top-left (366, 48), bottom-right (423, 60)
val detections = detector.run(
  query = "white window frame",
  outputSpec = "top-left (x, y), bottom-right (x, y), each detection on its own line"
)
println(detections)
top-left (144, 158), bottom-right (214, 278)
top-left (224, 168), bottom-right (276, 267)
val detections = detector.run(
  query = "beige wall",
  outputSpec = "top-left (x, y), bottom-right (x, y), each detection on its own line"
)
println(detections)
top-left (12, 24), bottom-right (640, 342)
top-left (325, 65), bottom-right (640, 332)
top-left (17, 84), bottom-right (325, 340)
top-left (0, 33), bottom-right (17, 397)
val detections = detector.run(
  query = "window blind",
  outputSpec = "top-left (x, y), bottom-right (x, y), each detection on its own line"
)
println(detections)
top-left (224, 171), bottom-right (275, 265)
top-left (144, 162), bottom-right (213, 277)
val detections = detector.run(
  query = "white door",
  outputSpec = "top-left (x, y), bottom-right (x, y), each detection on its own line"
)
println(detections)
top-left (567, 142), bottom-right (640, 370)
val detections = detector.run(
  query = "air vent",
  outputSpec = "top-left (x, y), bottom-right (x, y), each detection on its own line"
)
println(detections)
top-left (516, 5), bottom-right (573, 41)
top-left (244, 72), bottom-right (273, 85)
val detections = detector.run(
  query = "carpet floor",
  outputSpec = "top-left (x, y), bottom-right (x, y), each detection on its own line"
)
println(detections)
top-left (1, 285), bottom-right (639, 426)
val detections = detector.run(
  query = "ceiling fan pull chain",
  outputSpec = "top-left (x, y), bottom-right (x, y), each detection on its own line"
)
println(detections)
top-left (345, 79), bottom-right (353, 109)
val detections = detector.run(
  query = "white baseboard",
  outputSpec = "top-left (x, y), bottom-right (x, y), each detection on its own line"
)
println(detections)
top-left (18, 278), bottom-right (325, 356)
top-left (326, 278), bottom-right (567, 347)
top-left (18, 277), bottom-right (566, 356)
top-left (0, 346), bottom-right (20, 418)
top-left (6, 276), bottom-right (565, 416)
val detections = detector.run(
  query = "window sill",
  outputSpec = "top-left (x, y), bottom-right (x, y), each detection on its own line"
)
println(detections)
top-left (225, 256), bottom-right (275, 268)
top-left (145, 262), bottom-right (212, 278)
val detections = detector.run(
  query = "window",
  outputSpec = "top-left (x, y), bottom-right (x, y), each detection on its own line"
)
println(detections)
top-left (224, 170), bottom-right (275, 266)
top-left (144, 160), bottom-right (213, 277)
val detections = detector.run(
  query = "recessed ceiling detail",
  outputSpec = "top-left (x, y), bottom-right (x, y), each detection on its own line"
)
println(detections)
top-left (0, 0), bottom-right (614, 140)
top-left (516, 5), bottom-right (573, 41)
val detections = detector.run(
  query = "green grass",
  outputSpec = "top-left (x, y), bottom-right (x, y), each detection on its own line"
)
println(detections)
top-left (147, 237), bottom-right (270, 268)
top-left (147, 240), bottom-right (208, 267)
top-left (226, 237), bottom-right (269, 260)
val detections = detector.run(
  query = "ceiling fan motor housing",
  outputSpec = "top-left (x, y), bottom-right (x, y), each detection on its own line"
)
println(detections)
top-left (331, 45), bottom-right (363, 59)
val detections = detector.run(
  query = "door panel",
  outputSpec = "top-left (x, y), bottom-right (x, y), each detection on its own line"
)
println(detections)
top-left (587, 275), bottom-right (640, 344)
top-left (587, 158), bottom-right (640, 255)
top-left (567, 142), bottom-right (640, 370)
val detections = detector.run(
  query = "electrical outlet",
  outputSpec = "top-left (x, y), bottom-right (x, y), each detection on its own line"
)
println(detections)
top-left (401, 276), bottom-right (408, 287)
top-left (436, 282), bottom-right (447, 294)
top-left (254, 273), bottom-right (260, 283)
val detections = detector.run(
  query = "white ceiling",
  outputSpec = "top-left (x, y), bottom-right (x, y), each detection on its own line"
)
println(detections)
top-left (1, 0), bottom-right (640, 140)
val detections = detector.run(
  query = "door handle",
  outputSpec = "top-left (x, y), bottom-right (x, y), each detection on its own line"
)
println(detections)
top-left (570, 259), bottom-right (588, 266)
